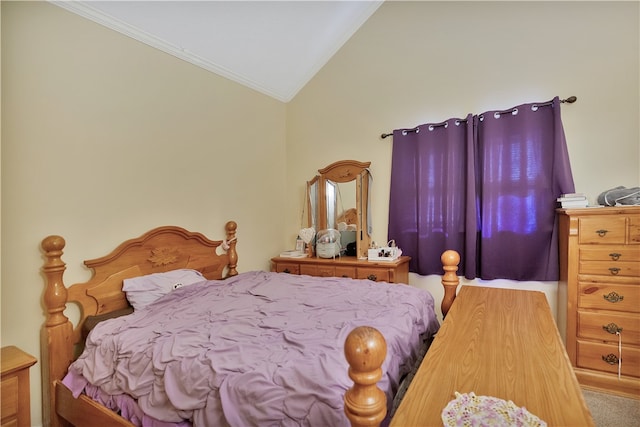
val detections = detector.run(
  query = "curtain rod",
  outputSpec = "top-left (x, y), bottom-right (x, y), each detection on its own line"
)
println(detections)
top-left (380, 96), bottom-right (577, 139)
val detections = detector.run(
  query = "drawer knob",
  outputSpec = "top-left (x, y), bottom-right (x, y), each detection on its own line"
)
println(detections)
top-left (608, 267), bottom-right (621, 275)
top-left (609, 252), bottom-right (622, 261)
top-left (367, 274), bottom-right (378, 281)
top-left (603, 291), bottom-right (624, 303)
top-left (602, 353), bottom-right (619, 365)
top-left (602, 323), bottom-right (623, 334)
top-left (596, 229), bottom-right (609, 237)
top-left (283, 268), bottom-right (291, 274)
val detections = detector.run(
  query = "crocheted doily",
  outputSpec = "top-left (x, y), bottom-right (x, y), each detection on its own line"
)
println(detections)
top-left (441, 392), bottom-right (547, 427)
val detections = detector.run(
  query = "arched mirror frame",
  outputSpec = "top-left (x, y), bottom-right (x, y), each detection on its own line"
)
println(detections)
top-left (307, 160), bottom-right (371, 259)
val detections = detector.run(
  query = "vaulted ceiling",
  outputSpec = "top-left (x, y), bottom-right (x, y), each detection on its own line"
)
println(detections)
top-left (52, 1), bottom-right (384, 102)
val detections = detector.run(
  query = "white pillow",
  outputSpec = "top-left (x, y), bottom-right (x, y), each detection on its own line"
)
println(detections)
top-left (123, 269), bottom-right (205, 310)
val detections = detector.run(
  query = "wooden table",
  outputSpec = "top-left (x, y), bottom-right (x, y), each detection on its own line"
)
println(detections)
top-left (391, 286), bottom-right (594, 426)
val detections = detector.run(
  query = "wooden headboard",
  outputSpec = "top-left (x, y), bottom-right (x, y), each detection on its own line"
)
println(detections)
top-left (40, 221), bottom-right (238, 427)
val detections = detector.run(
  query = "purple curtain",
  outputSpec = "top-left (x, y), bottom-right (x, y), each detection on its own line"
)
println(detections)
top-left (388, 97), bottom-right (575, 281)
top-left (388, 115), bottom-right (477, 277)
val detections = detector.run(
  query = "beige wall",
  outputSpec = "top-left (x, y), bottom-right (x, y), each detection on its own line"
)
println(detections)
top-left (2, 1), bottom-right (639, 426)
top-left (1, 3), bottom-right (286, 425)
top-left (287, 1), bottom-right (639, 321)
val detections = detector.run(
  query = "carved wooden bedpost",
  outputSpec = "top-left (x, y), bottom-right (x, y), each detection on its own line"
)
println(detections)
top-left (225, 221), bottom-right (238, 277)
top-left (344, 326), bottom-right (387, 427)
top-left (41, 235), bottom-right (75, 427)
top-left (441, 249), bottom-right (460, 318)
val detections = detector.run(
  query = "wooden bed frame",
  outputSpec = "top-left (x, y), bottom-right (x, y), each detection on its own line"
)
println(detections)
top-left (40, 221), bottom-right (460, 427)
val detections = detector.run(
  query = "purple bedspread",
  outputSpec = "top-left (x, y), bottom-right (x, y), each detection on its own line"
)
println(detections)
top-left (64, 271), bottom-right (439, 427)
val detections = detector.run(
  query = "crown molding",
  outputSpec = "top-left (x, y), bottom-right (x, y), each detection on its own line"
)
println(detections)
top-left (50, 1), bottom-right (383, 103)
top-left (50, 0), bottom-right (289, 102)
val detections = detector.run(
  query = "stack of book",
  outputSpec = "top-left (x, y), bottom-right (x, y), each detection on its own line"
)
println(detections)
top-left (557, 192), bottom-right (589, 208)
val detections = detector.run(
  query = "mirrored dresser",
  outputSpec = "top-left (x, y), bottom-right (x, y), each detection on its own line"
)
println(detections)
top-left (274, 159), bottom-right (411, 284)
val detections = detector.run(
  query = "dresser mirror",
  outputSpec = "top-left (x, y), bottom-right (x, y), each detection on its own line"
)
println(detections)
top-left (306, 160), bottom-right (371, 259)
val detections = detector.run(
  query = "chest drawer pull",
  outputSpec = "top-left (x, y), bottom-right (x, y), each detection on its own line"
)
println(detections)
top-left (602, 353), bottom-right (619, 365)
top-left (596, 229), bottom-right (609, 237)
top-left (603, 291), bottom-right (624, 303)
top-left (608, 267), bottom-right (621, 275)
top-left (609, 252), bottom-right (622, 261)
top-left (367, 274), bottom-right (378, 281)
top-left (602, 323), bottom-right (623, 334)
top-left (283, 268), bottom-right (291, 274)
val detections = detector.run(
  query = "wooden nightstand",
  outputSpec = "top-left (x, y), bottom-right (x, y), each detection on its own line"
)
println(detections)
top-left (1, 346), bottom-right (37, 427)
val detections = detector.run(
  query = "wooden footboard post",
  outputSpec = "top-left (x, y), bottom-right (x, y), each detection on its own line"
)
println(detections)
top-left (41, 235), bottom-right (75, 427)
top-left (344, 326), bottom-right (387, 427)
top-left (441, 250), bottom-right (460, 318)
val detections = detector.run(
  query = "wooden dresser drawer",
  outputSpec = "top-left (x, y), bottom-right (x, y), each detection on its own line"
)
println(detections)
top-left (579, 216), bottom-right (628, 244)
top-left (274, 263), bottom-right (300, 275)
top-left (577, 340), bottom-right (640, 377)
top-left (579, 246), bottom-right (640, 262)
top-left (630, 215), bottom-right (640, 243)
top-left (356, 268), bottom-right (390, 282)
top-left (315, 265), bottom-right (337, 277)
top-left (300, 264), bottom-right (318, 276)
top-left (334, 266), bottom-right (356, 278)
top-left (578, 282), bottom-right (640, 312)
top-left (579, 260), bottom-right (640, 277)
top-left (577, 311), bottom-right (640, 344)
top-left (300, 264), bottom-right (339, 277)
top-left (0, 376), bottom-right (18, 421)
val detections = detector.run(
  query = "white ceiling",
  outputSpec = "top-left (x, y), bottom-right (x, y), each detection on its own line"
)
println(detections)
top-left (52, 1), bottom-right (384, 102)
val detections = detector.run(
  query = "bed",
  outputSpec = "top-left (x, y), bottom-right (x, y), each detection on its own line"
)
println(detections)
top-left (40, 221), bottom-right (460, 427)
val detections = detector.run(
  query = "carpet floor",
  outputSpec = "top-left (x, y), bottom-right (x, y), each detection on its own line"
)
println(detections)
top-left (582, 388), bottom-right (640, 427)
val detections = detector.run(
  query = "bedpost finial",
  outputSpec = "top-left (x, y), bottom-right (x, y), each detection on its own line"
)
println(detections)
top-left (225, 221), bottom-right (237, 233)
top-left (345, 326), bottom-right (386, 372)
top-left (344, 326), bottom-right (387, 427)
top-left (441, 249), bottom-right (460, 267)
top-left (441, 250), bottom-right (460, 319)
top-left (42, 235), bottom-right (66, 253)
top-left (42, 235), bottom-right (66, 272)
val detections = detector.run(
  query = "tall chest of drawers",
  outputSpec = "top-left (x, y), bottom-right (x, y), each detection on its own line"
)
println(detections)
top-left (557, 206), bottom-right (640, 399)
